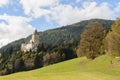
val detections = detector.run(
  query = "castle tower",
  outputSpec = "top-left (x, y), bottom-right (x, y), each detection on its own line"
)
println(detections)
top-left (31, 29), bottom-right (39, 43)
top-left (21, 29), bottom-right (41, 52)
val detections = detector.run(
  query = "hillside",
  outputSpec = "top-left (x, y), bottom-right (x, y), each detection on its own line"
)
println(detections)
top-left (0, 55), bottom-right (120, 80)
top-left (0, 19), bottom-right (113, 57)
top-left (0, 19), bottom-right (114, 75)
top-left (38, 19), bottom-right (113, 45)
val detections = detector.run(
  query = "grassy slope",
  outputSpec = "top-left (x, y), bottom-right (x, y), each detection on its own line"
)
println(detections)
top-left (0, 55), bottom-right (120, 80)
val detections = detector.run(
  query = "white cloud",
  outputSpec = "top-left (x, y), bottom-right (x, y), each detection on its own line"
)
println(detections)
top-left (20, 0), bottom-right (59, 18)
top-left (0, 14), bottom-right (35, 47)
top-left (20, 0), bottom-right (115, 26)
top-left (76, 0), bottom-right (81, 3)
top-left (47, 2), bottom-right (115, 26)
top-left (0, 0), bottom-right (10, 7)
top-left (115, 2), bottom-right (120, 12)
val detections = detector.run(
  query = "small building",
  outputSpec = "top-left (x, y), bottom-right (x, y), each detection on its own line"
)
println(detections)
top-left (21, 30), bottom-right (41, 52)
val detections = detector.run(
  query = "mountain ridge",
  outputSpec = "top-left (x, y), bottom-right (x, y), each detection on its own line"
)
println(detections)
top-left (0, 19), bottom-right (114, 59)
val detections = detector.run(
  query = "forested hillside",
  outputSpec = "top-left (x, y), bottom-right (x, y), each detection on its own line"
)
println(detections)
top-left (0, 19), bottom-right (114, 75)
top-left (0, 19), bottom-right (113, 54)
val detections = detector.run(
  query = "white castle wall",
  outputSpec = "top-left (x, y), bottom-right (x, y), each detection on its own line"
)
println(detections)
top-left (21, 30), bottom-right (40, 52)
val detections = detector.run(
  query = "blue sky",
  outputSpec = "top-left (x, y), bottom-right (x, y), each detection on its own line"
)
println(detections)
top-left (0, 0), bottom-right (120, 47)
top-left (0, 0), bottom-right (120, 31)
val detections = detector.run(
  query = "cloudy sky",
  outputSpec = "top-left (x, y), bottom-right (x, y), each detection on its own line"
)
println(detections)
top-left (0, 0), bottom-right (120, 48)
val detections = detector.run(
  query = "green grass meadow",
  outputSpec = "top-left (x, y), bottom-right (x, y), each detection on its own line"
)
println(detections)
top-left (0, 55), bottom-right (120, 80)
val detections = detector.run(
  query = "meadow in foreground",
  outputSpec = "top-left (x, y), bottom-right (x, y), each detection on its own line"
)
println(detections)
top-left (0, 55), bottom-right (120, 80)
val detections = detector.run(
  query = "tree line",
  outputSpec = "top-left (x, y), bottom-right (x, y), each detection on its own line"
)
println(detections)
top-left (77, 19), bottom-right (120, 60)
top-left (0, 41), bottom-right (77, 75)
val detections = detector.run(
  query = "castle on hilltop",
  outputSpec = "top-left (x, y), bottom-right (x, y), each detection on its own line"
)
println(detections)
top-left (21, 30), bottom-right (41, 52)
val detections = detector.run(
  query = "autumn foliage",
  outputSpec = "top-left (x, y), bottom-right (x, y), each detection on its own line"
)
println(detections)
top-left (77, 22), bottom-right (104, 59)
top-left (105, 19), bottom-right (120, 57)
